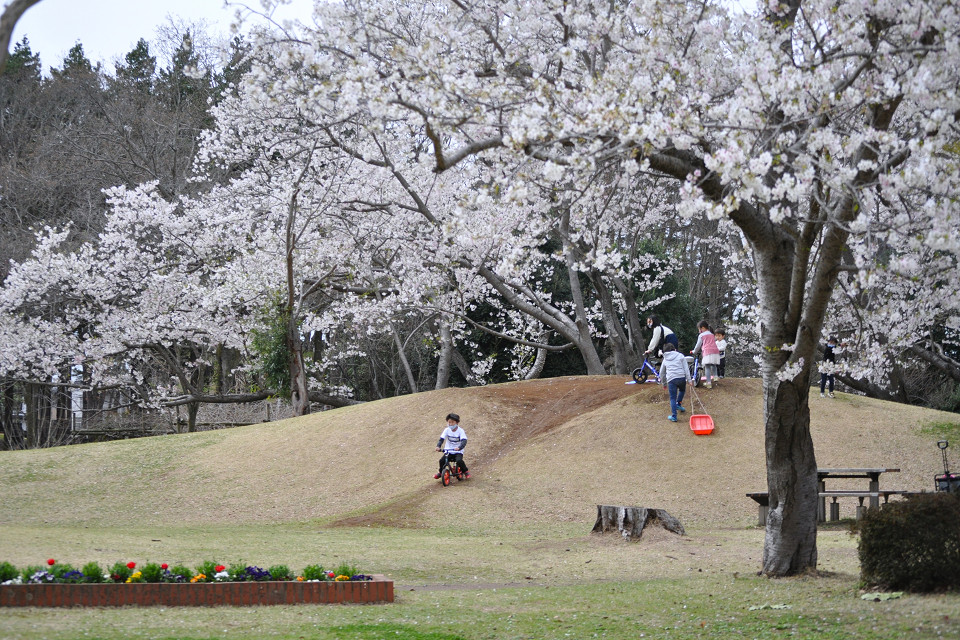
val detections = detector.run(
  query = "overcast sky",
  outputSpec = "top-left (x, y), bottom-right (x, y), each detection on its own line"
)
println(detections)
top-left (10, 0), bottom-right (315, 73)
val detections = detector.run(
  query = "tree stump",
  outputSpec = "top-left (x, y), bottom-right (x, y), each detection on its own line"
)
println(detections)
top-left (591, 505), bottom-right (685, 540)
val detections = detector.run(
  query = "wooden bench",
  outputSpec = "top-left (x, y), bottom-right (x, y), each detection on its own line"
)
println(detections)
top-left (746, 490), bottom-right (928, 525)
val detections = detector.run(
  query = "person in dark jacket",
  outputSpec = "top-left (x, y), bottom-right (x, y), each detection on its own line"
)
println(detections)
top-left (820, 336), bottom-right (838, 398)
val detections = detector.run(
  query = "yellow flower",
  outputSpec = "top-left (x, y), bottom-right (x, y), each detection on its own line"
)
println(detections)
top-left (190, 573), bottom-right (206, 583)
top-left (335, 575), bottom-right (350, 581)
top-left (296, 576), bottom-right (304, 582)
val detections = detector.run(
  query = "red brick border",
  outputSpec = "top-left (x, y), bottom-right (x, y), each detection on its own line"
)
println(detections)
top-left (0, 576), bottom-right (393, 607)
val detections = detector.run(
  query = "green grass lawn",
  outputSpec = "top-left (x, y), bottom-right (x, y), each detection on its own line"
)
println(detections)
top-left (3, 383), bottom-right (960, 639)
top-left (2, 572), bottom-right (958, 639)
top-left (2, 522), bottom-right (959, 640)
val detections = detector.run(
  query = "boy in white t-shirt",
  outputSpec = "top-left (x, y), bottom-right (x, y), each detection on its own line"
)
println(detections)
top-left (434, 413), bottom-right (470, 479)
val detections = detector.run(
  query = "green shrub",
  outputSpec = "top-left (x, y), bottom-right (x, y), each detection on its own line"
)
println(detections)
top-left (859, 492), bottom-right (960, 592)
top-left (109, 561), bottom-right (133, 583)
top-left (81, 562), bottom-right (106, 583)
top-left (48, 563), bottom-right (75, 580)
top-left (140, 562), bottom-right (164, 583)
top-left (0, 561), bottom-right (18, 582)
top-left (301, 564), bottom-right (328, 581)
top-left (194, 561), bottom-right (220, 582)
top-left (228, 563), bottom-right (248, 581)
top-left (332, 563), bottom-right (360, 578)
top-left (20, 565), bottom-right (42, 582)
top-left (268, 565), bottom-right (293, 581)
top-left (168, 564), bottom-right (193, 582)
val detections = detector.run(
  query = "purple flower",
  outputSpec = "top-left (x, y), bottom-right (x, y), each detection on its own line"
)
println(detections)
top-left (240, 566), bottom-right (271, 581)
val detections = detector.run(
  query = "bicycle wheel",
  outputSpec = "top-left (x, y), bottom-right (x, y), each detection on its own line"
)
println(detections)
top-left (693, 366), bottom-right (702, 388)
top-left (442, 467), bottom-right (451, 487)
top-left (632, 368), bottom-right (649, 384)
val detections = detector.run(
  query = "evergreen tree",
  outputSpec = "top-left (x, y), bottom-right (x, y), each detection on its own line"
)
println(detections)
top-left (114, 39), bottom-right (156, 94)
top-left (2, 36), bottom-right (40, 83)
top-left (51, 42), bottom-right (95, 79)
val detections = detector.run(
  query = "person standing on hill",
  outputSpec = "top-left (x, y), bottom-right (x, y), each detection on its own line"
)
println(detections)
top-left (645, 314), bottom-right (679, 359)
top-left (659, 343), bottom-right (692, 422)
top-left (691, 321), bottom-right (721, 388)
top-left (819, 336), bottom-right (838, 398)
top-left (434, 413), bottom-right (470, 479)
top-left (714, 328), bottom-right (728, 378)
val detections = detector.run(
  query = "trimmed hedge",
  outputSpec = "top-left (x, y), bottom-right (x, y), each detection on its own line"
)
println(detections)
top-left (858, 492), bottom-right (960, 592)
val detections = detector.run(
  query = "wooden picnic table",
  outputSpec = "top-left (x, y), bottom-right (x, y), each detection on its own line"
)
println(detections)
top-left (747, 468), bottom-right (903, 525)
top-left (817, 468), bottom-right (900, 520)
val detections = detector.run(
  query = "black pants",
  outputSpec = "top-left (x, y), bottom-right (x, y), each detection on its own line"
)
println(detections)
top-left (439, 452), bottom-right (467, 473)
top-left (718, 356), bottom-right (726, 377)
top-left (820, 373), bottom-right (834, 393)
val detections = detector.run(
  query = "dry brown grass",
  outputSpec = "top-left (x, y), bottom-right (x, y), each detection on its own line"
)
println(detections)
top-left (1, 376), bottom-right (955, 536)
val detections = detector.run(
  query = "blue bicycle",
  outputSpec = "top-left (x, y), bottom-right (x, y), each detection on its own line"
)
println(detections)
top-left (631, 355), bottom-right (662, 384)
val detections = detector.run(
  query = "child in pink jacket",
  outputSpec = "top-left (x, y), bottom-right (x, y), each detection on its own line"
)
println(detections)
top-left (691, 321), bottom-right (721, 388)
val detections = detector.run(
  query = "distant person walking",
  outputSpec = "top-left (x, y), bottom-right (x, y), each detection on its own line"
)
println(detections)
top-left (659, 343), bottom-right (692, 422)
top-left (820, 337), bottom-right (838, 398)
top-left (691, 321), bottom-right (721, 388)
top-left (715, 329), bottom-right (728, 378)
top-left (645, 314), bottom-right (678, 358)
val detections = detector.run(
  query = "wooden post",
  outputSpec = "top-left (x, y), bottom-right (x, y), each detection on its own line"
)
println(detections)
top-left (591, 505), bottom-right (685, 541)
top-left (817, 479), bottom-right (826, 522)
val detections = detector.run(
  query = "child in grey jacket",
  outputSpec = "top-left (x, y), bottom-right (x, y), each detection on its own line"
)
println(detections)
top-left (658, 343), bottom-right (692, 422)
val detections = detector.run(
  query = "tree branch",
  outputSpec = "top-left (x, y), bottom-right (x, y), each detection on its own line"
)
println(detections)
top-left (0, 0), bottom-right (42, 74)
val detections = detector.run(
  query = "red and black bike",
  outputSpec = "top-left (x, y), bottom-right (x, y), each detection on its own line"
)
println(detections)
top-left (438, 453), bottom-right (468, 487)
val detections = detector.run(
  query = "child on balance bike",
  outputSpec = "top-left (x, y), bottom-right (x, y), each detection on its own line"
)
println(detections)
top-left (434, 413), bottom-right (470, 480)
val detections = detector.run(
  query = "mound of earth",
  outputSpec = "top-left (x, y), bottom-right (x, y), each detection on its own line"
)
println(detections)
top-left (0, 376), bottom-right (955, 530)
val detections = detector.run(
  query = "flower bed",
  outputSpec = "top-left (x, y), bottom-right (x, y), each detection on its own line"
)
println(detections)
top-left (0, 559), bottom-right (392, 607)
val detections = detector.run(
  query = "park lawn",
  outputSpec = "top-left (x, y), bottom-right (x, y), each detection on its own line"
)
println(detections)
top-left (2, 522), bottom-right (959, 639)
top-left (3, 378), bottom-right (960, 638)
top-left (1, 570), bottom-right (959, 639)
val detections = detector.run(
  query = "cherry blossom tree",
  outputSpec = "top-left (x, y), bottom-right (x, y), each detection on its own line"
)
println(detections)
top-left (262, 0), bottom-right (960, 575)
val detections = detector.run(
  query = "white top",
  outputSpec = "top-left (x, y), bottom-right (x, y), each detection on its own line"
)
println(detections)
top-left (715, 338), bottom-right (727, 356)
top-left (646, 325), bottom-right (675, 354)
top-left (439, 425), bottom-right (468, 453)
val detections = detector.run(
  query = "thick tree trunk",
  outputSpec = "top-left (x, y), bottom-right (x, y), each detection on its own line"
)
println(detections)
top-left (186, 401), bottom-right (199, 433)
top-left (592, 505), bottom-right (685, 540)
top-left (591, 270), bottom-right (635, 374)
top-left (435, 321), bottom-right (453, 390)
top-left (755, 249), bottom-right (819, 576)
top-left (761, 378), bottom-right (819, 575)
top-left (287, 326), bottom-right (311, 416)
top-left (561, 217), bottom-right (606, 375)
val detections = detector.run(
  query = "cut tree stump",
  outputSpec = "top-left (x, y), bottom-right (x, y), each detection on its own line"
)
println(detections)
top-left (591, 505), bottom-right (685, 540)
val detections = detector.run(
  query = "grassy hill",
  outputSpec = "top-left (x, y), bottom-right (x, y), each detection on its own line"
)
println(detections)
top-left (1, 376), bottom-right (954, 532)
top-left (2, 376), bottom-right (960, 640)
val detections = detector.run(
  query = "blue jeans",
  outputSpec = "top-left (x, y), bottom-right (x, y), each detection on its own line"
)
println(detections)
top-left (668, 378), bottom-right (687, 417)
